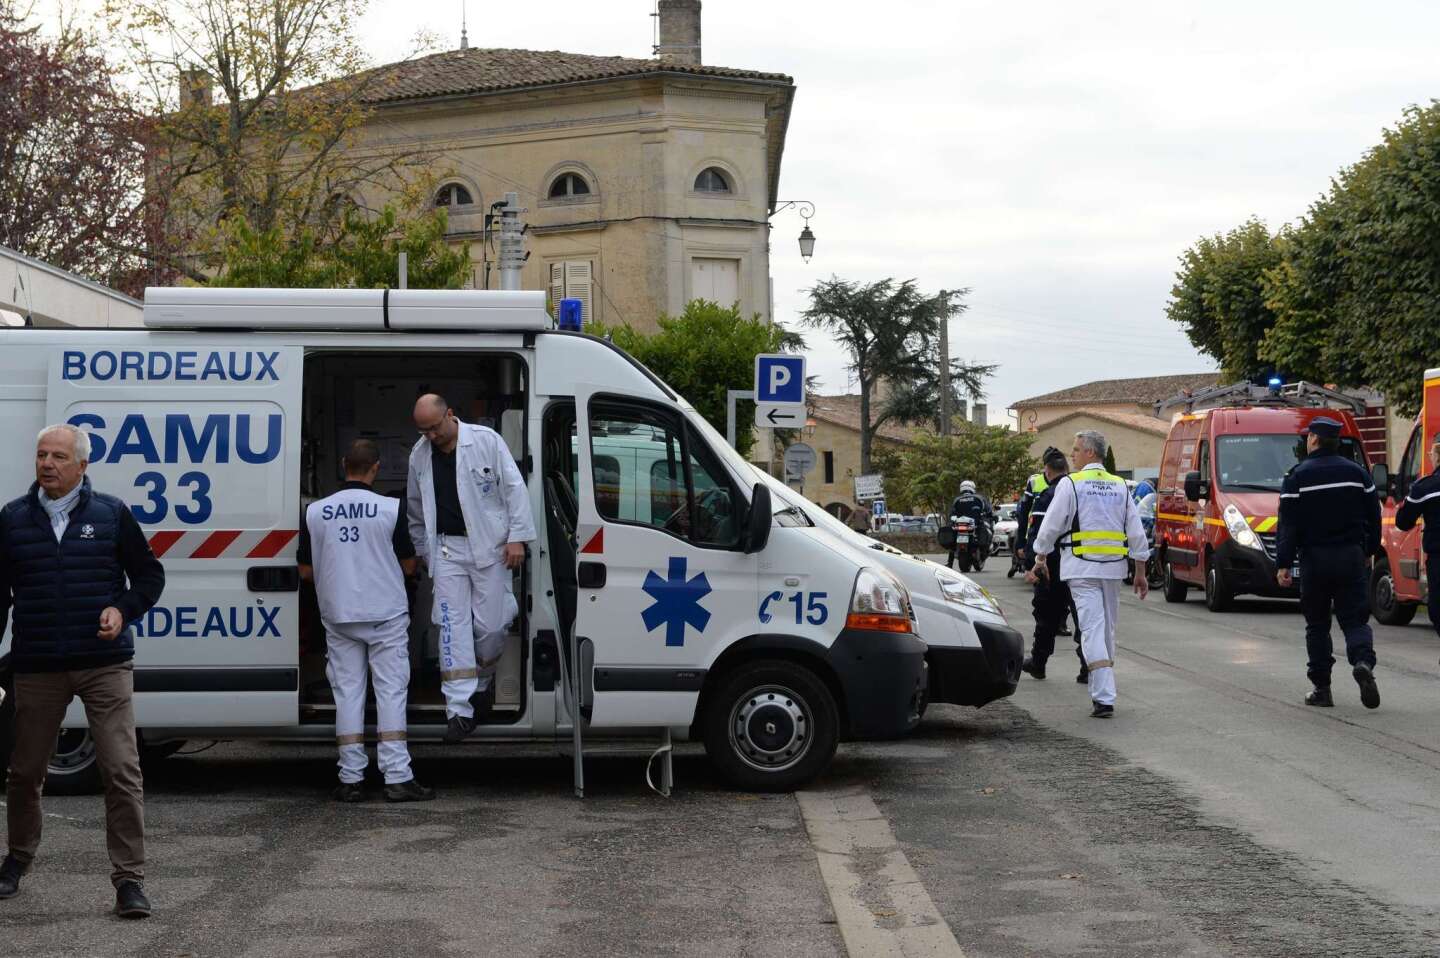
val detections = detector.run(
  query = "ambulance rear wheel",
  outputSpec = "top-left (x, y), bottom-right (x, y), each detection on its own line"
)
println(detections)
top-left (1162, 560), bottom-right (1189, 603)
top-left (45, 730), bottom-right (102, 796)
top-left (702, 660), bottom-right (839, 793)
top-left (1371, 563), bottom-right (1417, 626)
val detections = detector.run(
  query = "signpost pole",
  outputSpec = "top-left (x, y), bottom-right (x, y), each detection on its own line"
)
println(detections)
top-left (726, 389), bottom-right (754, 449)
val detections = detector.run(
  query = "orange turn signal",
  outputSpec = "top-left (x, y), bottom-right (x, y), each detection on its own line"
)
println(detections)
top-left (845, 612), bottom-right (912, 633)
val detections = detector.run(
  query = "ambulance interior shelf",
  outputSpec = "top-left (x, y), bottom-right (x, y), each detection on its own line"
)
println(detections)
top-left (296, 350), bottom-right (529, 723)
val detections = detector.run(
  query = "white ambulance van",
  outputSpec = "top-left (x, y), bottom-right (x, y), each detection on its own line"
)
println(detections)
top-left (0, 288), bottom-right (927, 794)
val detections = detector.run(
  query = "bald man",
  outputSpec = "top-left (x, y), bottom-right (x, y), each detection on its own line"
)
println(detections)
top-left (407, 395), bottom-right (534, 743)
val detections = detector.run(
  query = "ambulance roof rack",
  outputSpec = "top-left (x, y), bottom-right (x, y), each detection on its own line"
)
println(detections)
top-left (1154, 380), bottom-right (1366, 417)
top-left (142, 286), bottom-right (553, 332)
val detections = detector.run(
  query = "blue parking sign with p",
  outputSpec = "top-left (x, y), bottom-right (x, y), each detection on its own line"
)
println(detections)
top-left (755, 354), bottom-right (806, 404)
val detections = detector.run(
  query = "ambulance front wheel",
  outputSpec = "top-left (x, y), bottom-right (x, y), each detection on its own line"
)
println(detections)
top-left (702, 660), bottom-right (840, 793)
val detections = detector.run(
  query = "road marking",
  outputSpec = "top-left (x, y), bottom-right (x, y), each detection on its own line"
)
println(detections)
top-left (796, 787), bottom-right (967, 958)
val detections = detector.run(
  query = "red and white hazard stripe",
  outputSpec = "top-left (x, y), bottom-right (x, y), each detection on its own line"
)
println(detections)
top-left (147, 529), bottom-right (297, 560)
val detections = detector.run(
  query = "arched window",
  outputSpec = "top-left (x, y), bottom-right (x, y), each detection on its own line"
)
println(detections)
top-left (434, 182), bottom-right (474, 207)
top-left (693, 167), bottom-right (732, 194)
top-left (548, 172), bottom-right (591, 198)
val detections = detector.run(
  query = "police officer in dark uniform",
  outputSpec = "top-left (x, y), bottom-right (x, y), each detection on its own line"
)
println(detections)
top-left (1016, 451), bottom-right (1073, 637)
top-left (1395, 432), bottom-right (1440, 656)
top-left (1020, 447), bottom-right (1088, 683)
top-left (1275, 417), bottom-right (1382, 709)
top-left (948, 480), bottom-right (992, 568)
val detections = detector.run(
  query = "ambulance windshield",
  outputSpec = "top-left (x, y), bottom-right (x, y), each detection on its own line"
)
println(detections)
top-left (1216, 434), bottom-right (1363, 492)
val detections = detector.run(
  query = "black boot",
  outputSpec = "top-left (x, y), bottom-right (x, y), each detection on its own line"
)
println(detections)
top-left (332, 782), bottom-right (366, 803)
top-left (114, 880), bottom-right (151, 919)
top-left (385, 779), bottom-right (436, 803)
top-left (1090, 702), bottom-right (1114, 718)
top-left (1076, 667), bottom-right (1089, 684)
top-left (1353, 664), bottom-right (1380, 710)
top-left (443, 714), bottom-right (476, 744)
top-left (0, 855), bottom-right (26, 900)
top-left (1304, 686), bottom-right (1334, 707)
top-left (468, 682), bottom-right (496, 722)
top-left (1020, 656), bottom-right (1046, 680)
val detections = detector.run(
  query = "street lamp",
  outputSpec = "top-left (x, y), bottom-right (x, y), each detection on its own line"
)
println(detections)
top-left (771, 200), bottom-right (817, 263)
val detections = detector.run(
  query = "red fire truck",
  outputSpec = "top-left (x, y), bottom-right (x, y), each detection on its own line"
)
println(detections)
top-left (1370, 368), bottom-right (1440, 625)
top-left (1153, 381), bottom-right (1370, 612)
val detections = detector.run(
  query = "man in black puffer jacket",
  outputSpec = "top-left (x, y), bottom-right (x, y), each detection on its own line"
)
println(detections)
top-left (0, 424), bottom-right (164, 918)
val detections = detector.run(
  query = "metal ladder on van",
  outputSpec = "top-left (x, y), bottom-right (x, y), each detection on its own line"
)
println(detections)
top-left (555, 623), bottom-right (673, 799)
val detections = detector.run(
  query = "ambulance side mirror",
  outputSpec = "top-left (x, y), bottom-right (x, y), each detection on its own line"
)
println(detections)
top-left (1371, 463), bottom-right (1390, 500)
top-left (1183, 471), bottom-right (1208, 502)
top-left (744, 483), bottom-right (772, 554)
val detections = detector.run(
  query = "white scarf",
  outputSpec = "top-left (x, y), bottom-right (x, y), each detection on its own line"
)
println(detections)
top-left (41, 483), bottom-right (82, 542)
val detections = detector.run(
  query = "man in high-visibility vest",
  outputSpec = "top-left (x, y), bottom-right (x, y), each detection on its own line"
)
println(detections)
top-left (1031, 430), bottom-right (1151, 717)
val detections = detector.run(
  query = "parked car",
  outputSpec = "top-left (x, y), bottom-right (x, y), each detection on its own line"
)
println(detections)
top-left (992, 503), bottom-right (1018, 555)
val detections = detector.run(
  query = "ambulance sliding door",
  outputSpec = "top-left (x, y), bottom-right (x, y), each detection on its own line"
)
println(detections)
top-left (48, 342), bottom-right (303, 727)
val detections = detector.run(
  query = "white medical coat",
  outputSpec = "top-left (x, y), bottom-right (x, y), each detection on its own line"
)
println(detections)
top-left (1033, 470), bottom-right (1151, 582)
top-left (407, 421), bottom-right (536, 569)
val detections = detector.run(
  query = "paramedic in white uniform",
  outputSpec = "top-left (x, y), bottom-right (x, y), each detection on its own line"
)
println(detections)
top-left (298, 439), bottom-right (433, 803)
top-left (407, 394), bottom-right (534, 743)
top-left (1031, 430), bottom-right (1150, 718)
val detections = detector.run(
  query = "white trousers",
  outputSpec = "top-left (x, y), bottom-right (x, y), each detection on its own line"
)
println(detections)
top-left (1069, 578), bottom-right (1119, 706)
top-left (326, 614), bottom-right (413, 785)
top-left (433, 534), bottom-right (517, 719)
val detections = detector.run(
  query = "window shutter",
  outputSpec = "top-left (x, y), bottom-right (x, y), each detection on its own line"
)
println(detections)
top-left (563, 260), bottom-right (593, 325)
top-left (549, 263), bottom-right (565, 317)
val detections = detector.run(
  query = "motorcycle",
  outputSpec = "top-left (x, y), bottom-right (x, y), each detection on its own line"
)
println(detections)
top-left (942, 515), bottom-right (984, 572)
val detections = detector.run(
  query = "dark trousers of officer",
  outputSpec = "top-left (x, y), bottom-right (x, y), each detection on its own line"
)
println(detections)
top-left (1030, 557), bottom-right (1083, 668)
top-left (1298, 544), bottom-right (1376, 686)
top-left (1427, 553), bottom-right (1440, 638)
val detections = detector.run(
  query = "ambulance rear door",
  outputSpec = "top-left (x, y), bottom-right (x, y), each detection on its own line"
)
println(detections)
top-left (48, 342), bottom-right (303, 727)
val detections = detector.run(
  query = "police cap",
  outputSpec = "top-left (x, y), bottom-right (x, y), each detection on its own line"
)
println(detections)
top-left (1306, 417), bottom-right (1342, 439)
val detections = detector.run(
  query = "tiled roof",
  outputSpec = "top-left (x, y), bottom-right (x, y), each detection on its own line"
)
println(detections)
top-left (1039, 409), bottom-right (1172, 438)
top-left (810, 395), bottom-right (945, 444)
top-left (355, 47), bottom-right (792, 104)
top-left (1014, 373), bottom-right (1222, 408)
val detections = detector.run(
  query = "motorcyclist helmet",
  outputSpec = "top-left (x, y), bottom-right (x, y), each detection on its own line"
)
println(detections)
top-left (960, 480), bottom-right (976, 493)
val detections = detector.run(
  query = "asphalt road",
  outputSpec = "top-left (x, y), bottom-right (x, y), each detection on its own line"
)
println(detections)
top-left (2, 560), bottom-right (1438, 957)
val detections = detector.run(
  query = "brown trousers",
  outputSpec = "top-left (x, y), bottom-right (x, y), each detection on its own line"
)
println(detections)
top-left (6, 663), bottom-right (145, 886)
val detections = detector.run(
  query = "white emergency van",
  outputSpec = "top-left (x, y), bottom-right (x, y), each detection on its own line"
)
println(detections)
top-left (757, 472), bottom-right (1023, 713)
top-left (0, 288), bottom-right (927, 794)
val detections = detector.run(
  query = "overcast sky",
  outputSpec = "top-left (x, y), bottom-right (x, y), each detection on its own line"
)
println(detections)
top-left (63, 1), bottom-right (1440, 423)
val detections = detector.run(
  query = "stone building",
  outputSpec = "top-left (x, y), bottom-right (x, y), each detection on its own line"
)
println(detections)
top-left (306, 0), bottom-right (795, 330)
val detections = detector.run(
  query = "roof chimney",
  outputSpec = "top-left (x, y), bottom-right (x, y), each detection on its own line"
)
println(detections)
top-left (178, 68), bottom-right (212, 109)
top-left (654, 0), bottom-right (701, 66)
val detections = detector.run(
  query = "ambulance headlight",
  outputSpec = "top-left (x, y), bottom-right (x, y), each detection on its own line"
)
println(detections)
top-left (1224, 504), bottom-right (1262, 550)
top-left (847, 567), bottom-right (913, 633)
top-left (935, 570), bottom-right (1002, 616)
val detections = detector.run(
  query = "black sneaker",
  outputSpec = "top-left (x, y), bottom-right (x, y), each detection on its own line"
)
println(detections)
top-left (0, 855), bottom-right (26, 900)
top-left (1304, 687), bottom-right (1334, 707)
top-left (333, 782), bottom-right (366, 803)
top-left (1353, 664), bottom-right (1380, 710)
top-left (469, 682), bottom-right (497, 722)
top-left (114, 880), bottom-right (151, 919)
top-left (442, 714), bottom-right (476, 745)
top-left (1020, 656), bottom-right (1046, 681)
top-left (1090, 702), bottom-right (1114, 719)
top-left (1058, 624), bottom-right (1073, 636)
top-left (385, 779), bottom-right (436, 803)
top-left (1076, 668), bottom-right (1089, 684)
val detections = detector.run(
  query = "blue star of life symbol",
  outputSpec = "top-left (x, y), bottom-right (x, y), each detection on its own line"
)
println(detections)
top-left (641, 557), bottom-right (712, 647)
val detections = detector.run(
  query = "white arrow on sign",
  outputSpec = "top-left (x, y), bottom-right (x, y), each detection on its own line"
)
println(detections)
top-left (756, 401), bottom-right (805, 429)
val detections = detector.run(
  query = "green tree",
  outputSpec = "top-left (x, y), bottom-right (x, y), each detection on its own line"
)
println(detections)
top-left (209, 204), bottom-right (470, 289)
top-left (1261, 103), bottom-right (1440, 415)
top-left (1166, 217), bottom-right (1282, 380)
top-left (107, 0), bottom-right (437, 282)
top-left (1103, 445), bottom-right (1117, 474)
top-left (800, 277), bottom-right (985, 474)
top-left (589, 300), bottom-right (802, 458)
top-left (886, 427), bottom-right (1036, 515)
